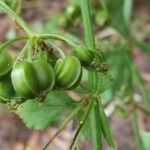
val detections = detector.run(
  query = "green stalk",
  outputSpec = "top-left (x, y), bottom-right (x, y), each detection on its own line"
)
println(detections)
top-left (127, 52), bottom-right (144, 150)
top-left (123, 0), bottom-right (133, 28)
top-left (80, 0), bottom-right (102, 149)
top-left (48, 41), bottom-right (66, 58)
top-left (91, 98), bottom-right (102, 150)
top-left (130, 72), bottom-right (144, 150)
top-left (27, 41), bottom-right (34, 62)
top-left (13, 41), bottom-right (31, 67)
top-left (42, 104), bottom-right (82, 150)
top-left (39, 34), bottom-right (77, 48)
top-left (0, 36), bottom-right (28, 52)
top-left (80, 0), bottom-right (95, 48)
top-left (0, 1), bottom-right (35, 35)
top-left (69, 98), bottom-right (93, 149)
top-left (132, 111), bottom-right (144, 150)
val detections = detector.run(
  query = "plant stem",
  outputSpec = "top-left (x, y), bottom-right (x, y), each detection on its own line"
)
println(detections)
top-left (13, 41), bottom-right (31, 67)
top-left (131, 111), bottom-right (144, 150)
top-left (42, 105), bottom-right (82, 150)
top-left (27, 41), bottom-right (34, 61)
top-left (48, 41), bottom-right (66, 58)
top-left (0, 1), bottom-right (35, 35)
top-left (69, 98), bottom-right (93, 149)
top-left (127, 51), bottom-right (145, 150)
top-left (123, 0), bottom-right (133, 28)
top-left (0, 36), bottom-right (28, 52)
top-left (80, 0), bottom-right (102, 149)
top-left (80, 0), bottom-right (95, 48)
top-left (39, 34), bottom-right (78, 48)
top-left (91, 98), bottom-right (102, 150)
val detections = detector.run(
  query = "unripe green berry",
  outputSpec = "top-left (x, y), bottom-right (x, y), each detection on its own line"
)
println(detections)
top-left (74, 45), bottom-right (94, 66)
top-left (0, 51), bottom-right (12, 80)
top-left (54, 56), bottom-right (82, 89)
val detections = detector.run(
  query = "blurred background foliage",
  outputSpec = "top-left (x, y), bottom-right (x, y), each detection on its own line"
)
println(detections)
top-left (0, 0), bottom-right (150, 149)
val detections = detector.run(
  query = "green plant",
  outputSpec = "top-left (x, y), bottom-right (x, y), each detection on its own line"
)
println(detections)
top-left (0, 0), bottom-right (149, 150)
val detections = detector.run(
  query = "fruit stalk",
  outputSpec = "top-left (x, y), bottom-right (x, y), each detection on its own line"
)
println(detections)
top-left (80, 0), bottom-right (103, 149)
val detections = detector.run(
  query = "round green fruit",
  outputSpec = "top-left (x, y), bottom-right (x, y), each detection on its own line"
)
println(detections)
top-left (0, 78), bottom-right (14, 102)
top-left (74, 45), bottom-right (94, 66)
top-left (54, 56), bottom-right (82, 89)
top-left (33, 59), bottom-right (55, 92)
top-left (0, 51), bottom-right (12, 80)
top-left (11, 62), bottom-right (38, 98)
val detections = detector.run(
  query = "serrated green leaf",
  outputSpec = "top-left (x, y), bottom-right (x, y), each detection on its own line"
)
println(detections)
top-left (77, 109), bottom-right (92, 139)
top-left (99, 99), bottom-right (114, 147)
top-left (16, 90), bottom-right (76, 130)
top-left (97, 72), bottom-right (113, 93)
top-left (46, 90), bottom-right (76, 107)
top-left (132, 112), bottom-right (144, 150)
top-left (74, 85), bottom-right (90, 93)
top-left (112, 62), bottom-right (130, 94)
top-left (106, 46), bottom-right (131, 95)
top-left (91, 97), bottom-right (103, 150)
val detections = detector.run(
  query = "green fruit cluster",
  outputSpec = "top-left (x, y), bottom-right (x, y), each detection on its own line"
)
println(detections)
top-left (0, 51), bottom-right (14, 102)
top-left (11, 56), bottom-right (82, 99)
top-left (0, 44), bottom-right (107, 102)
top-left (0, 51), bottom-right (83, 101)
